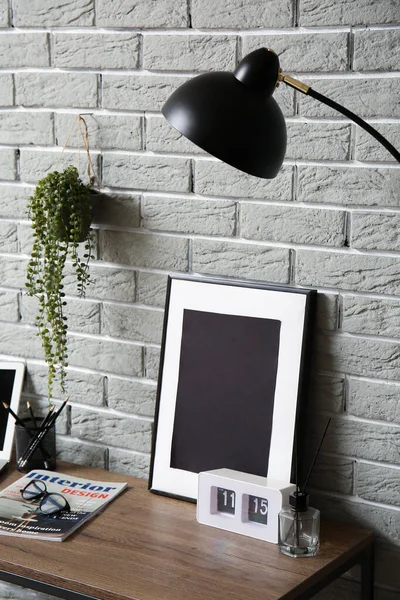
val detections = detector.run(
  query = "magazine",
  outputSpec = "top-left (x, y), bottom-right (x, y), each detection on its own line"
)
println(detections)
top-left (0, 469), bottom-right (127, 541)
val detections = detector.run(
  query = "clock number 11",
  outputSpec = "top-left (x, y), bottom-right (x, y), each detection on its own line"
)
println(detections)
top-left (217, 487), bottom-right (236, 514)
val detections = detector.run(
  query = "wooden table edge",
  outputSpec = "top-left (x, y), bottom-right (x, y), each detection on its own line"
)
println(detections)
top-left (279, 531), bottom-right (375, 600)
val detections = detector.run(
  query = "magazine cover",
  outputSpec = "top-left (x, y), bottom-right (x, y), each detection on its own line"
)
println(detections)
top-left (0, 470), bottom-right (127, 541)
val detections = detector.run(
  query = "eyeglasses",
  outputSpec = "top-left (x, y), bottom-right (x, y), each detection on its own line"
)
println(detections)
top-left (20, 480), bottom-right (71, 516)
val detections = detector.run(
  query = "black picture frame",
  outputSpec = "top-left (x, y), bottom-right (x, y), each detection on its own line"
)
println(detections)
top-left (149, 276), bottom-right (315, 501)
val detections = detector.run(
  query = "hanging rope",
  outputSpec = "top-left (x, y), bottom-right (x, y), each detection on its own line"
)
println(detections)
top-left (78, 114), bottom-right (98, 185)
top-left (55, 114), bottom-right (99, 186)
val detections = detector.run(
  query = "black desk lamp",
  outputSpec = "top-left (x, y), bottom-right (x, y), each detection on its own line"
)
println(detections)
top-left (162, 48), bottom-right (400, 179)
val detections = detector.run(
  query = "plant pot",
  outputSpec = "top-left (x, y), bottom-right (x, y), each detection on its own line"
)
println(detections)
top-left (54, 190), bottom-right (94, 243)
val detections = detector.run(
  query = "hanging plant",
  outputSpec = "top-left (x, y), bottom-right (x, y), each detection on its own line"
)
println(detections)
top-left (26, 116), bottom-right (97, 401)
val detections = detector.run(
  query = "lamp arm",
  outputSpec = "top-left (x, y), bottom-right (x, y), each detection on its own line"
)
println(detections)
top-left (280, 74), bottom-right (400, 163)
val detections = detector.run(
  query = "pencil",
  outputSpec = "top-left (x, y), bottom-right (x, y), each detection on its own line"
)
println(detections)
top-left (49, 396), bottom-right (69, 425)
top-left (38, 405), bottom-right (55, 430)
top-left (27, 401), bottom-right (36, 426)
top-left (2, 402), bottom-right (27, 429)
top-left (31, 404), bottom-right (55, 466)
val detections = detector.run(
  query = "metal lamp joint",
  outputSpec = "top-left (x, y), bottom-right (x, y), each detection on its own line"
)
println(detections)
top-left (277, 72), bottom-right (310, 94)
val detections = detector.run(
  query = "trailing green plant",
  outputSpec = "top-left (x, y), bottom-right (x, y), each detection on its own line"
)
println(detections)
top-left (26, 165), bottom-right (95, 401)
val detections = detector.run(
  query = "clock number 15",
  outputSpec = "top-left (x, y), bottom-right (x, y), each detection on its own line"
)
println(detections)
top-left (248, 495), bottom-right (268, 525)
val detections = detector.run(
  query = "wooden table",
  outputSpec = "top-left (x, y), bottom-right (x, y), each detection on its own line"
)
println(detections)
top-left (0, 462), bottom-right (374, 600)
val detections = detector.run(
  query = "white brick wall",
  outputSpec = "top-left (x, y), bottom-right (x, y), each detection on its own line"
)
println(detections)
top-left (0, 0), bottom-right (399, 599)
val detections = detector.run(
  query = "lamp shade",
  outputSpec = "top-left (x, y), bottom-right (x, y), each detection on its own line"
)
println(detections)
top-left (162, 48), bottom-right (287, 179)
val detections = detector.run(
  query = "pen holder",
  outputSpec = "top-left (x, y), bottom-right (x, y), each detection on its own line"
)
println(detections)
top-left (15, 418), bottom-right (56, 472)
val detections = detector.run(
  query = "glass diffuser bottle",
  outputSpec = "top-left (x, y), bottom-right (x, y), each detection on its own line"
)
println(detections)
top-left (278, 417), bottom-right (331, 558)
top-left (278, 490), bottom-right (320, 557)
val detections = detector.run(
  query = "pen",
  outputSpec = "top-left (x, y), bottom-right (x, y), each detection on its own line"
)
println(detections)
top-left (38, 404), bottom-right (55, 430)
top-left (46, 397), bottom-right (69, 429)
top-left (2, 402), bottom-right (27, 429)
top-left (33, 405), bottom-right (56, 468)
top-left (17, 398), bottom-right (68, 471)
top-left (27, 401), bottom-right (36, 426)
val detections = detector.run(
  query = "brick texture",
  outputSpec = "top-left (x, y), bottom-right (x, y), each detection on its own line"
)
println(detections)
top-left (143, 35), bottom-right (237, 72)
top-left (101, 230), bottom-right (189, 271)
top-left (298, 166), bottom-right (400, 207)
top-left (0, 33), bottom-right (49, 67)
top-left (0, 74), bottom-right (13, 106)
top-left (242, 33), bottom-right (349, 72)
top-left (0, 149), bottom-right (16, 180)
top-left (137, 272), bottom-right (169, 307)
top-left (142, 195), bottom-right (236, 236)
top-left (0, 0), bottom-right (8, 26)
top-left (347, 378), bottom-right (400, 423)
top-left (13, 0), bottom-right (94, 26)
top-left (56, 114), bottom-right (142, 151)
top-left (353, 30), bottom-right (400, 72)
top-left (102, 303), bottom-right (164, 344)
top-left (96, 0), bottom-right (188, 28)
top-left (0, 2), bottom-right (399, 599)
top-left (70, 407), bottom-right (152, 452)
top-left (107, 377), bottom-right (157, 417)
top-left (15, 73), bottom-right (98, 108)
top-left (20, 149), bottom-right (100, 183)
top-left (355, 124), bottom-right (400, 163)
top-left (296, 250), bottom-right (400, 294)
top-left (0, 112), bottom-right (54, 146)
top-left (342, 295), bottom-right (400, 338)
top-left (350, 211), bottom-right (400, 251)
top-left (299, 0), bottom-right (400, 26)
top-left (192, 239), bottom-right (290, 282)
top-left (102, 154), bottom-right (191, 192)
top-left (299, 78), bottom-right (400, 119)
top-left (194, 162), bottom-right (293, 200)
top-left (356, 463), bottom-right (400, 506)
top-left (53, 33), bottom-right (140, 70)
top-left (102, 74), bottom-right (190, 112)
top-left (241, 204), bottom-right (346, 246)
top-left (0, 290), bottom-right (19, 322)
top-left (191, 0), bottom-right (293, 28)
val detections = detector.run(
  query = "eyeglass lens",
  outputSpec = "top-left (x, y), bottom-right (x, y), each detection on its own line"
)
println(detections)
top-left (21, 480), bottom-right (69, 515)
top-left (21, 480), bottom-right (46, 500)
top-left (40, 494), bottom-right (69, 514)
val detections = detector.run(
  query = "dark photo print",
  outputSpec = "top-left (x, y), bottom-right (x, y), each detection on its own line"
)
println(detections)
top-left (170, 309), bottom-right (281, 477)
